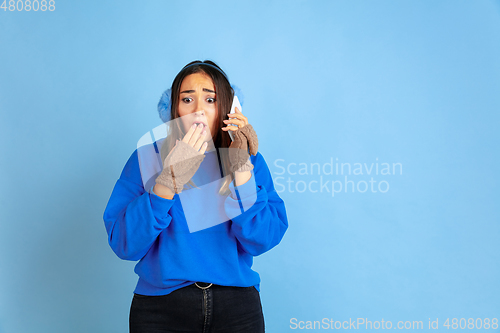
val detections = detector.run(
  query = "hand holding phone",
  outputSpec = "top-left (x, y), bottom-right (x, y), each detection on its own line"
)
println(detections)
top-left (228, 95), bottom-right (242, 141)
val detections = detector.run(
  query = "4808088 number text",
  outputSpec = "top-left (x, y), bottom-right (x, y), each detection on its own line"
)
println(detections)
top-left (1, 0), bottom-right (55, 11)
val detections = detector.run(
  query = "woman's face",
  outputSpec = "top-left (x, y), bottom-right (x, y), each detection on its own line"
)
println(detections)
top-left (177, 72), bottom-right (218, 141)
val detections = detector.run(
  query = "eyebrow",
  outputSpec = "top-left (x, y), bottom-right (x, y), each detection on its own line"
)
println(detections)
top-left (180, 88), bottom-right (216, 94)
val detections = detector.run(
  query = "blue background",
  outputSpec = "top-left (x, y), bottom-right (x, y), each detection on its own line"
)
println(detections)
top-left (1, 0), bottom-right (499, 332)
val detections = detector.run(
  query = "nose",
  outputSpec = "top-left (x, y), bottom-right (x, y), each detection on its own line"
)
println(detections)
top-left (193, 97), bottom-right (205, 116)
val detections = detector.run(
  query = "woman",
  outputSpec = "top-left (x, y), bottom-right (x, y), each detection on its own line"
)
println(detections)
top-left (103, 60), bottom-right (288, 332)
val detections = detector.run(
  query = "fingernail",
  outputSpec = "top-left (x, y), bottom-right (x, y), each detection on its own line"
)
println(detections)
top-left (192, 123), bottom-right (196, 128)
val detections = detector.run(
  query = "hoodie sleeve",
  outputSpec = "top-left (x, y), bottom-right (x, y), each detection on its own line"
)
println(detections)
top-left (103, 150), bottom-right (176, 261)
top-left (224, 152), bottom-right (288, 256)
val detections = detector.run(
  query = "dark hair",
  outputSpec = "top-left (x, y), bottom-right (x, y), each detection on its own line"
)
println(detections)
top-left (162, 60), bottom-right (234, 195)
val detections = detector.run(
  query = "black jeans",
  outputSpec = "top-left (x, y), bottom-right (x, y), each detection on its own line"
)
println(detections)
top-left (129, 283), bottom-right (265, 333)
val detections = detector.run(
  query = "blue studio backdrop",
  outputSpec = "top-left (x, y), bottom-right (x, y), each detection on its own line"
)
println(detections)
top-left (1, 1), bottom-right (499, 332)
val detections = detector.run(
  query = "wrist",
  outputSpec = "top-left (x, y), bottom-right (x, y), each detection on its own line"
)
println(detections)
top-left (153, 183), bottom-right (175, 200)
top-left (233, 170), bottom-right (252, 187)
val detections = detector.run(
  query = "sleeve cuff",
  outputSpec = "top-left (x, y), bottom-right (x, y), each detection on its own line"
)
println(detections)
top-left (149, 184), bottom-right (176, 219)
top-left (225, 171), bottom-right (260, 220)
top-left (229, 171), bottom-right (257, 201)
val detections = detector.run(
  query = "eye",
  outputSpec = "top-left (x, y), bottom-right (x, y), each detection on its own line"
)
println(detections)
top-left (181, 97), bottom-right (193, 103)
top-left (206, 97), bottom-right (216, 103)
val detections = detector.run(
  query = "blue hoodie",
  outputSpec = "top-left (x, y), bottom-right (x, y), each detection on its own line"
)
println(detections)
top-left (103, 145), bottom-right (288, 296)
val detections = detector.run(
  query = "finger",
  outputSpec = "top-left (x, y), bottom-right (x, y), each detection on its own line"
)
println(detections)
top-left (222, 125), bottom-right (240, 132)
top-left (235, 107), bottom-right (243, 114)
top-left (186, 123), bottom-right (205, 146)
top-left (193, 128), bottom-right (208, 151)
top-left (227, 112), bottom-right (246, 121)
top-left (223, 118), bottom-right (246, 127)
top-left (228, 116), bottom-right (248, 127)
top-left (199, 141), bottom-right (208, 154)
top-left (182, 123), bottom-right (198, 143)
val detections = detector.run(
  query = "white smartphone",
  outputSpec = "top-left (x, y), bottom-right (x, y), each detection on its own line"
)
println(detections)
top-left (228, 95), bottom-right (242, 141)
